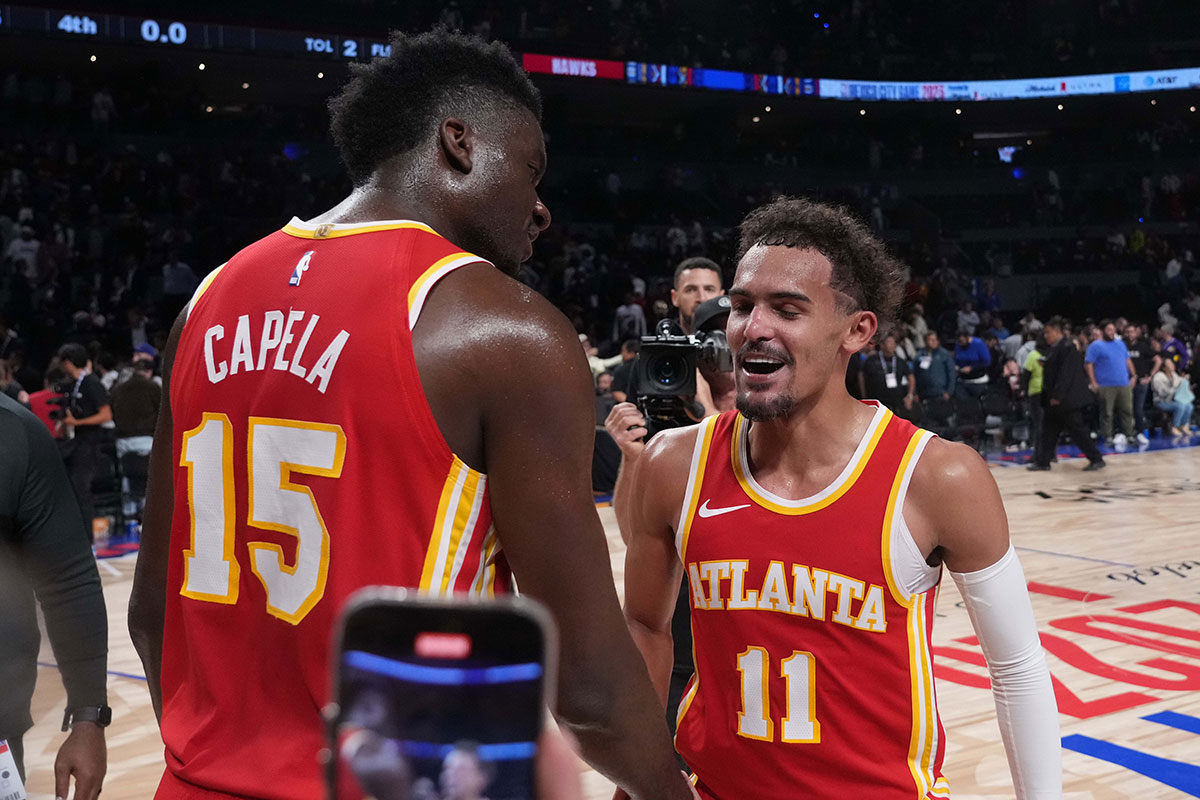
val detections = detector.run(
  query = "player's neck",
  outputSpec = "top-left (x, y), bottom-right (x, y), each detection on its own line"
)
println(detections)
top-left (306, 184), bottom-right (454, 238)
top-left (744, 386), bottom-right (875, 497)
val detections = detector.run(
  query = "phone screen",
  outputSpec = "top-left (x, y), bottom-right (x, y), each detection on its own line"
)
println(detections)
top-left (331, 593), bottom-right (551, 800)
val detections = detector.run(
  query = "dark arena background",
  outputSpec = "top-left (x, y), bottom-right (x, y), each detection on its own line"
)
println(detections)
top-left (4, 1), bottom-right (1200, 798)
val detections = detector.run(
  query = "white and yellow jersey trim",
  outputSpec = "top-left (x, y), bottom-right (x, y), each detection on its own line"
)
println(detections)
top-left (420, 456), bottom-right (493, 597)
top-left (880, 429), bottom-right (949, 800)
top-left (675, 415), bottom-right (720, 561)
top-left (281, 217), bottom-right (437, 240)
top-left (731, 402), bottom-right (891, 515)
top-left (407, 251), bottom-right (493, 329)
top-left (185, 263), bottom-right (227, 320)
top-left (280, 217), bottom-right (491, 330)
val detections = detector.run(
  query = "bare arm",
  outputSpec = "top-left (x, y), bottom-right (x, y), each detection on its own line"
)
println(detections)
top-left (907, 440), bottom-right (1061, 798)
top-left (1084, 362), bottom-right (1097, 389)
top-left (438, 276), bottom-right (689, 800)
top-left (128, 310), bottom-right (186, 723)
top-left (621, 428), bottom-right (695, 709)
top-left (604, 402), bottom-right (648, 544)
top-left (1126, 358), bottom-right (1137, 386)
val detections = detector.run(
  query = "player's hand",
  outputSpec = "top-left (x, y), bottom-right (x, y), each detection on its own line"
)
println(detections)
top-left (55, 721), bottom-right (106, 800)
top-left (605, 402), bottom-right (648, 461)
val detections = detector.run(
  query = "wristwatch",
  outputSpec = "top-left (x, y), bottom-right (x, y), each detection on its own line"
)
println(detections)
top-left (62, 705), bottom-right (112, 731)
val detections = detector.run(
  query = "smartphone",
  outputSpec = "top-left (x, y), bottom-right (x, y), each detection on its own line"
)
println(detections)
top-left (328, 588), bottom-right (557, 800)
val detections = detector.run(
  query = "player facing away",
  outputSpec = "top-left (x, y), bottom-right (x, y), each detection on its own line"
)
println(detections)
top-left (128, 30), bottom-right (693, 800)
top-left (619, 197), bottom-right (1062, 799)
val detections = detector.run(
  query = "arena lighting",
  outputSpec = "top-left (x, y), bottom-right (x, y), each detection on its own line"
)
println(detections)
top-left (89, 54), bottom-right (96, 61)
top-left (752, 116), bottom-right (761, 122)
top-left (317, 71), bottom-right (324, 78)
top-left (955, 108), bottom-right (962, 114)
top-left (1192, 106), bottom-right (1197, 112)
top-left (1026, 138), bottom-right (1032, 145)
top-left (205, 105), bottom-right (212, 112)
top-left (1151, 98), bottom-right (1157, 105)
top-left (241, 81), bottom-right (249, 88)
top-left (1057, 103), bottom-right (1064, 110)
top-left (859, 108), bottom-right (866, 115)
top-left (765, 105), bottom-right (772, 112)
top-left (198, 62), bottom-right (205, 70)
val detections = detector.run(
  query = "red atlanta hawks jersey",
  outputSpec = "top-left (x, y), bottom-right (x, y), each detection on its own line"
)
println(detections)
top-left (157, 218), bottom-right (509, 799)
top-left (673, 402), bottom-right (950, 800)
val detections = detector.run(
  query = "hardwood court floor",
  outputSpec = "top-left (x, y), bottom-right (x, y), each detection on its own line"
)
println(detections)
top-left (23, 445), bottom-right (1200, 799)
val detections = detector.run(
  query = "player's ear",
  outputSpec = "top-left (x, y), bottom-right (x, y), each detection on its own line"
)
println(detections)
top-left (843, 310), bottom-right (877, 354)
top-left (438, 117), bottom-right (473, 174)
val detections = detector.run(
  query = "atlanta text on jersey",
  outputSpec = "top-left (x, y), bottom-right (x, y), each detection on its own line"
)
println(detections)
top-left (685, 559), bottom-right (889, 633)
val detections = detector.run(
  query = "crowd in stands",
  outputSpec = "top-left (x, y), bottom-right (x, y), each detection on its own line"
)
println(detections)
top-left (3, 34), bottom-right (1200, 512)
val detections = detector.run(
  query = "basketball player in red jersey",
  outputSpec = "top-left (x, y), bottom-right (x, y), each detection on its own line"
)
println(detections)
top-left (619, 198), bottom-right (1062, 799)
top-left (128, 30), bottom-right (693, 800)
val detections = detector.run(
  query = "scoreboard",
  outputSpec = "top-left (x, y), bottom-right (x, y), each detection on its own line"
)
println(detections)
top-left (0, 5), bottom-right (396, 61)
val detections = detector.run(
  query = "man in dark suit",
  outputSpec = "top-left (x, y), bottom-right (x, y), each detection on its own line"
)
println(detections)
top-left (1029, 318), bottom-right (1105, 471)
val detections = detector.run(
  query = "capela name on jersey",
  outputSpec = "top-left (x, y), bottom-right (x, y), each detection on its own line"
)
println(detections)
top-left (686, 559), bottom-right (888, 633)
top-left (202, 309), bottom-right (350, 394)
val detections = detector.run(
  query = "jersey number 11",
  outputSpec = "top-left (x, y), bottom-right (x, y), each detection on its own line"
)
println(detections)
top-left (736, 646), bottom-right (821, 743)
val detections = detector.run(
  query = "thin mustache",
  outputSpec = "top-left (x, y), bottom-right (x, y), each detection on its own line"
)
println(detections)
top-left (738, 342), bottom-right (793, 366)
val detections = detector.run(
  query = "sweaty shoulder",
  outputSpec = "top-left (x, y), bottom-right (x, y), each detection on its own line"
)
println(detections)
top-left (414, 261), bottom-right (592, 470)
top-left (904, 436), bottom-right (1010, 572)
top-left (634, 423), bottom-right (707, 534)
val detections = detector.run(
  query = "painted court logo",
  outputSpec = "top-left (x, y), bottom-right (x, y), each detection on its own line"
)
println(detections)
top-left (289, 251), bottom-right (314, 286)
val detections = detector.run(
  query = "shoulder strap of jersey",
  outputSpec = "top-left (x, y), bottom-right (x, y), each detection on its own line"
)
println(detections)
top-left (405, 232), bottom-right (493, 330)
top-left (675, 412), bottom-right (729, 561)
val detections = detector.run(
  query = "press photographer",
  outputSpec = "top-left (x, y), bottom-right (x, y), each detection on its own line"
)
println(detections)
top-left (57, 344), bottom-right (112, 541)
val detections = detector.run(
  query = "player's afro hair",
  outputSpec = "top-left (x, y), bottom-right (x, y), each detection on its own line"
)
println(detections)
top-left (329, 28), bottom-right (541, 185)
top-left (737, 196), bottom-right (905, 332)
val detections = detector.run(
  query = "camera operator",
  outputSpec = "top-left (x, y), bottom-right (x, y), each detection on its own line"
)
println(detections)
top-left (57, 344), bottom-right (112, 540)
top-left (603, 258), bottom-right (734, 749)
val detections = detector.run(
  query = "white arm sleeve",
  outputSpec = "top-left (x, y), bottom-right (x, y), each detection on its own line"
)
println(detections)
top-left (950, 546), bottom-right (1062, 800)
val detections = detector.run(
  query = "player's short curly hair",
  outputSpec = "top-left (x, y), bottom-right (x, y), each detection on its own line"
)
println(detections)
top-left (737, 196), bottom-right (905, 332)
top-left (329, 29), bottom-right (542, 185)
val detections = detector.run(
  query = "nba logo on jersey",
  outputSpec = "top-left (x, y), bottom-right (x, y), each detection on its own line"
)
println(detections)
top-left (289, 251), bottom-right (314, 286)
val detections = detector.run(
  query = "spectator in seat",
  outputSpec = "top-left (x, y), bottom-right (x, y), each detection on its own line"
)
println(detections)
top-left (1151, 357), bottom-right (1194, 437)
top-left (579, 334), bottom-right (622, 378)
top-left (954, 327), bottom-right (991, 398)
top-left (1156, 324), bottom-right (1190, 372)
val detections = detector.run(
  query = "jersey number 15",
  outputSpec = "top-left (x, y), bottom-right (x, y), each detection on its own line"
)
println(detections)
top-left (178, 413), bottom-right (347, 624)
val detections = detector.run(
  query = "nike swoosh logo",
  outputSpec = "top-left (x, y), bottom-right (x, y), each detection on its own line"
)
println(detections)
top-left (697, 499), bottom-right (751, 518)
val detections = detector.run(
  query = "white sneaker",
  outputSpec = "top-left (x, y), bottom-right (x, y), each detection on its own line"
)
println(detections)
top-left (1113, 433), bottom-right (1128, 446)
top-left (1136, 432), bottom-right (1149, 445)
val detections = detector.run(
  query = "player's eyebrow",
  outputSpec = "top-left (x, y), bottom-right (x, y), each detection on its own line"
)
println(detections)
top-left (729, 288), bottom-right (812, 303)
